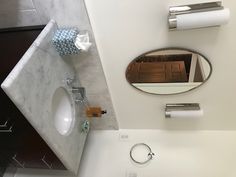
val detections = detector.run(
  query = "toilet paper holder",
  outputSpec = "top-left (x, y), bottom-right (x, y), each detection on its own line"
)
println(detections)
top-left (165, 103), bottom-right (200, 118)
top-left (168, 1), bottom-right (230, 30)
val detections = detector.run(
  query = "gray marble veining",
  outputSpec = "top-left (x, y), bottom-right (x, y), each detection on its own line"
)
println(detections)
top-left (0, 0), bottom-right (46, 28)
top-left (0, 9), bottom-right (43, 28)
top-left (0, 0), bottom-right (118, 129)
top-left (0, 0), bottom-right (35, 12)
top-left (32, 0), bottom-right (92, 29)
top-left (32, 0), bottom-right (119, 130)
top-left (1, 20), bottom-right (87, 175)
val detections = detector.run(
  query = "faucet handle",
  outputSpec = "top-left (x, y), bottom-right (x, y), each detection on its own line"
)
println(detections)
top-left (62, 76), bottom-right (75, 87)
top-left (72, 87), bottom-right (87, 105)
top-left (66, 77), bottom-right (74, 86)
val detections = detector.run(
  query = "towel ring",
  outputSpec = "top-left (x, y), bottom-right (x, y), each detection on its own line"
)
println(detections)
top-left (130, 143), bottom-right (155, 165)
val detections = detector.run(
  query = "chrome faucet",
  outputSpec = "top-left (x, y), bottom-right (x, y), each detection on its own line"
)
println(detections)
top-left (65, 77), bottom-right (89, 106)
top-left (66, 77), bottom-right (74, 87)
top-left (72, 87), bottom-right (86, 104)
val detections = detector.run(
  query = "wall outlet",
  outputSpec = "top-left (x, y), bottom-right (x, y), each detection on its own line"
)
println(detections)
top-left (119, 133), bottom-right (129, 141)
top-left (126, 170), bottom-right (138, 177)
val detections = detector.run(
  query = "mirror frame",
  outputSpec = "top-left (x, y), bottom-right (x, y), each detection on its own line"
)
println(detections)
top-left (125, 47), bottom-right (213, 95)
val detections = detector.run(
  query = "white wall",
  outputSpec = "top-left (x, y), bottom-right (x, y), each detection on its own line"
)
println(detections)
top-left (14, 130), bottom-right (236, 177)
top-left (79, 130), bottom-right (236, 177)
top-left (84, 0), bottom-right (236, 130)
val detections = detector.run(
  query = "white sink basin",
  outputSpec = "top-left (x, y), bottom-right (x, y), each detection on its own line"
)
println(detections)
top-left (52, 87), bottom-right (74, 136)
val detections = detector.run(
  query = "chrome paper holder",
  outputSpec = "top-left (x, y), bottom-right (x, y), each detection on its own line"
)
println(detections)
top-left (168, 1), bottom-right (224, 30)
top-left (169, 1), bottom-right (223, 15)
top-left (165, 103), bottom-right (200, 118)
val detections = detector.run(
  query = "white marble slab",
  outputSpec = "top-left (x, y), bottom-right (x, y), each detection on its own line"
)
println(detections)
top-left (0, 9), bottom-right (44, 28)
top-left (0, 0), bottom-right (35, 12)
top-left (32, 0), bottom-right (119, 130)
top-left (1, 20), bottom-right (87, 175)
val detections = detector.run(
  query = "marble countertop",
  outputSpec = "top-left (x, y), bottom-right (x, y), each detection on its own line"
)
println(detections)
top-left (1, 20), bottom-right (87, 175)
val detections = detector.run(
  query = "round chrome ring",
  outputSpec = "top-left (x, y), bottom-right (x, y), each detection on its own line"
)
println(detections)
top-left (130, 143), bottom-right (155, 164)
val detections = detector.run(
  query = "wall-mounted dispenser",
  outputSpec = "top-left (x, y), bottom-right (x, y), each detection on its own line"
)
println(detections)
top-left (165, 103), bottom-right (203, 118)
top-left (168, 1), bottom-right (230, 30)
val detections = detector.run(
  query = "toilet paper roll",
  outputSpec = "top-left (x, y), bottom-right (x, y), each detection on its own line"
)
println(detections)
top-left (176, 8), bottom-right (230, 30)
top-left (167, 110), bottom-right (204, 118)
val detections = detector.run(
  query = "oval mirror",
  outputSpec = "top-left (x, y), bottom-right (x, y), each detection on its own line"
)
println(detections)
top-left (126, 48), bottom-right (212, 95)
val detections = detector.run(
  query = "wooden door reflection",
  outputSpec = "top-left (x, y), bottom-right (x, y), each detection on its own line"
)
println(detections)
top-left (127, 61), bottom-right (188, 83)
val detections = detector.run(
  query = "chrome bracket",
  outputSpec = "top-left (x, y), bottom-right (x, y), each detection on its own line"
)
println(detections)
top-left (165, 103), bottom-right (200, 118)
top-left (72, 87), bottom-right (86, 103)
top-left (169, 1), bottom-right (223, 16)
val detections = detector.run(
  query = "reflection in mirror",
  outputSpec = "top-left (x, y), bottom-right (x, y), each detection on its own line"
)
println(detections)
top-left (126, 48), bottom-right (212, 95)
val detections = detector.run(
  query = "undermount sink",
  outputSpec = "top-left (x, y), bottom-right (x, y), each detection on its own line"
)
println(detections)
top-left (52, 87), bottom-right (74, 136)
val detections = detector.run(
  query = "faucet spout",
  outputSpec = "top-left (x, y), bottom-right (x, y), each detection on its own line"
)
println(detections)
top-left (72, 87), bottom-right (89, 107)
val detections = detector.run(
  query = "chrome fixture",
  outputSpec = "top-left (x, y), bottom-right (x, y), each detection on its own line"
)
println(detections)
top-left (72, 87), bottom-right (85, 103)
top-left (72, 87), bottom-right (89, 108)
top-left (64, 77), bottom-right (89, 106)
top-left (130, 143), bottom-right (155, 165)
top-left (165, 103), bottom-right (200, 118)
top-left (168, 1), bottom-right (230, 30)
top-left (169, 1), bottom-right (223, 15)
top-left (66, 77), bottom-right (75, 87)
